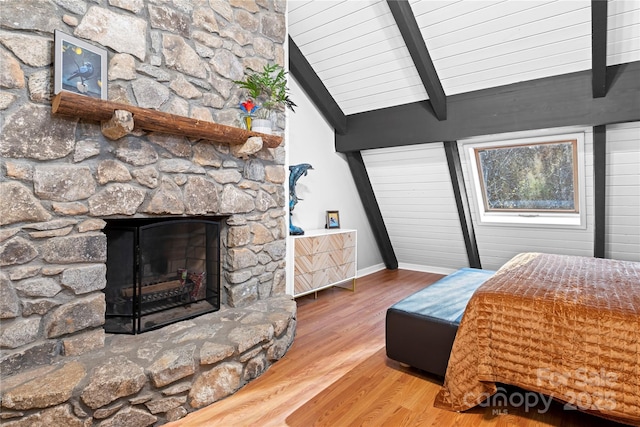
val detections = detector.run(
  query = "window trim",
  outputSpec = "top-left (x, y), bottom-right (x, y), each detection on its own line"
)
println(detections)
top-left (464, 132), bottom-right (587, 229)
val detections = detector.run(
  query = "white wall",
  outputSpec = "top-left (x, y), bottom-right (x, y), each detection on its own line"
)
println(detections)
top-left (606, 122), bottom-right (640, 262)
top-left (363, 143), bottom-right (468, 275)
top-left (360, 123), bottom-right (639, 274)
top-left (286, 76), bottom-right (384, 290)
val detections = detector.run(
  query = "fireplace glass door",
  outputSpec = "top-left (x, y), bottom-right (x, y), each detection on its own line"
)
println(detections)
top-left (104, 219), bottom-right (220, 334)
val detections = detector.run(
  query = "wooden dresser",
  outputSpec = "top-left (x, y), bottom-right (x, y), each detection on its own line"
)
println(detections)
top-left (290, 229), bottom-right (357, 297)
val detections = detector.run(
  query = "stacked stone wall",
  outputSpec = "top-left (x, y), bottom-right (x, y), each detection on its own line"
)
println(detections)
top-left (0, 1), bottom-right (293, 425)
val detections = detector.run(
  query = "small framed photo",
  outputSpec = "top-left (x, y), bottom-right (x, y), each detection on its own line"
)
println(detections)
top-left (54, 30), bottom-right (107, 100)
top-left (326, 210), bottom-right (340, 229)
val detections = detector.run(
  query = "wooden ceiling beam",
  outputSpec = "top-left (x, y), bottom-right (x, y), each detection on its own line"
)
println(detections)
top-left (345, 151), bottom-right (398, 270)
top-left (443, 141), bottom-right (481, 269)
top-left (593, 125), bottom-right (607, 258)
top-left (387, 0), bottom-right (447, 121)
top-left (288, 36), bottom-right (348, 135)
top-left (336, 61), bottom-right (640, 153)
top-left (592, 0), bottom-right (608, 98)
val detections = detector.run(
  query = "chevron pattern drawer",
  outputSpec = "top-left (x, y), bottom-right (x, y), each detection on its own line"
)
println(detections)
top-left (291, 229), bottom-right (357, 297)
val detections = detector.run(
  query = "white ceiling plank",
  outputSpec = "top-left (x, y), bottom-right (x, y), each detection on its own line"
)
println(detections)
top-left (608, 3), bottom-right (640, 28)
top-left (320, 60), bottom-right (416, 89)
top-left (311, 35), bottom-right (406, 73)
top-left (291, 1), bottom-right (390, 51)
top-left (376, 188), bottom-right (451, 198)
top-left (339, 83), bottom-right (426, 105)
top-left (415, 0), bottom-right (559, 46)
top-left (287, 0), bottom-right (318, 14)
top-left (367, 159), bottom-right (445, 169)
top-left (319, 50), bottom-right (415, 82)
top-left (304, 26), bottom-right (401, 64)
top-left (288, 1), bottom-right (344, 28)
top-left (441, 48), bottom-right (591, 89)
top-left (607, 43), bottom-right (640, 65)
top-left (415, 0), bottom-right (508, 27)
top-left (340, 86), bottom-right (427, 115)
top-left (331, 69), bottom-right (421, 98)
top-left (437, 36), bottom-right (590, 79)
top-left (609, 15), bottom-right (640, 39)
top-left (440, 25), bottom-right (591, 72)
top-left (443, 57), bottom-right (592, 95)
top-left (373, 177), bottom-right (453, 188)
top-left (608, 0), bottom-right (640, 15)
top-left (383, 217), bottom-right (462, 229)
top-left (332, 66), bottom-right (420, 90)
top-left (608, 8), bottom-right (640, 64)
top-left (328, 66), bottom-right (425, 96)
top-left (333, 71), bottom-right (423, 99)
top-left (291, 1), bottom-right (379, 46)
top-left (365, 142), bottom-right (443, 157)
top-left (409, 0), bottom-right (462, 15)
top-left (425, 5), bottom-right (591, 58)
top-left (382, 208), bottom-right (459, 219)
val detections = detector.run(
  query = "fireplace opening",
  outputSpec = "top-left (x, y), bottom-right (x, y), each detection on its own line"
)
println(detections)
top-left (104, 218), bottom-right (221, 334)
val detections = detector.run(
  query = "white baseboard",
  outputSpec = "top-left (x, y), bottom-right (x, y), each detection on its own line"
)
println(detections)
top-left (357, 263), bottom-right (459, 277)
top-left (356, 263), bottom-right (386, 278)
top-left (397, 263), bottom-right (458, 276)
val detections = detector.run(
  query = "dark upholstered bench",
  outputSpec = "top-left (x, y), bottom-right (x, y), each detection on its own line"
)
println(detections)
top-left (385, 268), bottom-right (495, 378)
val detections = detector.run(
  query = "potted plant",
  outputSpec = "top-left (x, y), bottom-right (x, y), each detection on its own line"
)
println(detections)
top-left (235, 64), bottom-right (296, 134)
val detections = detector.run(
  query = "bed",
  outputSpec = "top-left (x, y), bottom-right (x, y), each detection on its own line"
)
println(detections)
top-left (434, 252), bottom-right (640, 425)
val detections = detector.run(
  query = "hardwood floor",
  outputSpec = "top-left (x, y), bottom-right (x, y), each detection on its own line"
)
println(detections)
top-left (286, 348), bottom-right (627, 427)
top-left (167, 269), bottom-right (627, 427)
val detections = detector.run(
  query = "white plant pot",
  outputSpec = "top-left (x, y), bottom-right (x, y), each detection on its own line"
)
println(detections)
top-left (252, 119), bottom-right (272, 135)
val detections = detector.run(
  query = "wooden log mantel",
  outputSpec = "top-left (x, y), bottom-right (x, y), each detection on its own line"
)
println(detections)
top-left (51, 91), bottom-right (283, 148)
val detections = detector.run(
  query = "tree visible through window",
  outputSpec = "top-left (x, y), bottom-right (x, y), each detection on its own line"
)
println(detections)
top-left (465, 131), bottom-right (586, 228)
top-left (474, 140), bottom-right (579, 212)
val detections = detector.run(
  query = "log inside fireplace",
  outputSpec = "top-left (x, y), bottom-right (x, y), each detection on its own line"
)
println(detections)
top-left (104, 218), bottom-right (221, 334)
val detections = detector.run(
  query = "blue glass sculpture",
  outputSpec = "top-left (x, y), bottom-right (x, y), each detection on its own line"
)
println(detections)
top-left (289, 163), bottom-right (313, 235)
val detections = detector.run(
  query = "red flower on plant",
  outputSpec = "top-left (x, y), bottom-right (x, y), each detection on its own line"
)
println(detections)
top-left (240, 99), bottom-right (260, 115)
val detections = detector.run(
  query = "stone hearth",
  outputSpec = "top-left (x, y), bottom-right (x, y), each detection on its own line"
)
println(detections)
top-left (1, 297), bottom-right (295, 425)
top-left (0, 1), bottom-right (293, 425)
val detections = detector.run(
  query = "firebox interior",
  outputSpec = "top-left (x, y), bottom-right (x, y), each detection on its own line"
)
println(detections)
top-left (104, 218), bottom-right (221, 334)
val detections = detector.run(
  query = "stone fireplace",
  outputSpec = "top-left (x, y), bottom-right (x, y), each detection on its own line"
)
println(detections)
top-left (0, 1), bottom-right (294, 425)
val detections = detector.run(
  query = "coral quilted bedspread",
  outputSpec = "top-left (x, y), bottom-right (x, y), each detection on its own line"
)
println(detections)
top-left (435, 252), bottom-right (640, 425)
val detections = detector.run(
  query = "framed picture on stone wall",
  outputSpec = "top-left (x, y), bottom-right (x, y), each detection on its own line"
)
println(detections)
top-left (54, 30), bottom-right (107, 100)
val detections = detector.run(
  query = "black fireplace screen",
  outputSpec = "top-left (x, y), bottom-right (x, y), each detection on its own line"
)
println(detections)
top-left (104, 218), bottom-right (220, 334)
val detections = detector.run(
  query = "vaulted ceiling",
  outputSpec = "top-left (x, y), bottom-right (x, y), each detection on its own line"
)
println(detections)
top-left (287, 0), bottom-right (640, 271)
top-left (288, 0), bottom-right (639, 117)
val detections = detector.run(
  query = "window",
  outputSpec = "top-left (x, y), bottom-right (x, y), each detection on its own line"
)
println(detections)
top-left (465, 132), bottom-right (586, 228)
